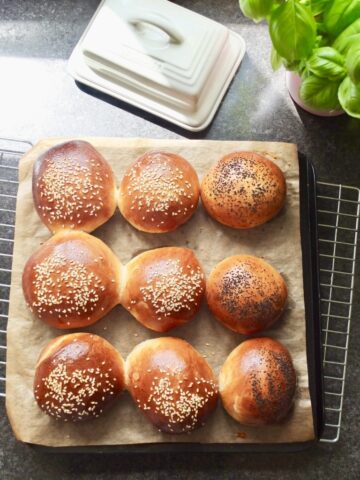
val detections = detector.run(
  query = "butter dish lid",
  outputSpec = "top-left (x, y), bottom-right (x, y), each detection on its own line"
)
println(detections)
top-left (68, 0), bottom-right (246, 131)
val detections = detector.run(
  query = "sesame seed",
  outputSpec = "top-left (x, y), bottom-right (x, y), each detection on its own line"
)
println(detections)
top-left (123, 155), bottom-right (196, 224)
top-left (37, 362), bottom-right (119, 421)
top-left (30, 253), bottom-right (105, 324)
top-left (135, 369), bottom-right (217, 432)
top-left (139, 259), bottom-right (203, 316)
top-left (37, 156), bottom-right (106, 226)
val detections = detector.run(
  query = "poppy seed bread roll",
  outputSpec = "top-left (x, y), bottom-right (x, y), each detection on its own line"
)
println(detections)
top-left (121, 247), bottom-right (205, 332)
top-left (34, 333), bottom-right (125, 422)
top-left (22, 230), bottom-right (122, 329)
top-left (201, 151), bottom-right (286, 229)
top-left (219, 337), bottom-right (296, 425)
top-left (206, 255), bottom-right (287, 334)
top-left (32, 140), bottom-right (117, 233)
top-left (119, 151), bottom-right (200, 233)
top-left (126, 337), bottom-right (218, 433)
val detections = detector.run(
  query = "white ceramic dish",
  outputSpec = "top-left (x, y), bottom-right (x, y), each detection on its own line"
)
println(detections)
top-left (68, 0), bottom-right (246, 131)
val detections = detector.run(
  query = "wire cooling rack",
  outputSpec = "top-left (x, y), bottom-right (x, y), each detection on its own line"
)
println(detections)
top-left (0, 139), bottom-right (32, 402)
top-left (316, 182), bottom-right (359, 442)
top-left (0, 138), bottom-right (359, 443)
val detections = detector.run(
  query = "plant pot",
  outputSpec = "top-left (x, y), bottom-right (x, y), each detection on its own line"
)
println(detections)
top-left (286, 71), bottom-right (344, 117)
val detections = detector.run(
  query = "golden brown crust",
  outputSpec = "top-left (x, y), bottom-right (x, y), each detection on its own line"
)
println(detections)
top-left (219, 337), bottom-right (296, 426)
top-left (22, 230), bottom-right (122, 329)
top-left (126, 338), bottom-right (218, 433)
top-left (118, 151), bottom-right (200, 233)
top-left (121, 247), bottom-right (205, 332)
top-left (206, 255), bottom-right (287, 334)
top-left (32, 140), bottom-right (117, 233)
top-left (201, 151), bottom-right (286, 229)
top-left (33, 333), bottom-right (125, 422)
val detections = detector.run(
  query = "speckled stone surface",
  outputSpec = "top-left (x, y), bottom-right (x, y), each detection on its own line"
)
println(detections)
top-left (0, 1), bottom-right (359, 479)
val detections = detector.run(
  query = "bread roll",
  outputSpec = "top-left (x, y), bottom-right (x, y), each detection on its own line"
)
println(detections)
top-left (121, 247), bottom-right (205, 332)
top-left (219, 337), bottom-right (296, 425)
top-left (22, 230), bottom-right (121, 329)
top-left (34, 333), bottom-right (125, 421)
top-left (119, 151), bottom-right (199, 233)
top-left (201, 151), bottom-right (286, 229)
top-left (32, 140), bottom-right (117, 233)
top-left (206, 255), bottom-right (287, 334)
top-left (126, 338), bottom-right (218, 433)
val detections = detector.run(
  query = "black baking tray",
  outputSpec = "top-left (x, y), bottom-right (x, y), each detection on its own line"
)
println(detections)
top-left (29, 154), bottom-right (324, 453)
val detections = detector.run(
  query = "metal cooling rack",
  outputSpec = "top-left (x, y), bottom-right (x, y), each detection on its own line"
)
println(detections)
top-left (316, 182), bottom-right (359, 442)
top-left (0, 138), bottom-right (33, 400)
top-left (0, 138), bottom-right (358, 443)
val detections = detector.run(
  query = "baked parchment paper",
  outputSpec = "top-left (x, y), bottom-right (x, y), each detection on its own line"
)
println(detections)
top-left (6, 138), bottom-right (315, 446)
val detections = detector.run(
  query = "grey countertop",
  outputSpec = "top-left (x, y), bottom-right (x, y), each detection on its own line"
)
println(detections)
top-left (1, 1), bottom-right (359, 479)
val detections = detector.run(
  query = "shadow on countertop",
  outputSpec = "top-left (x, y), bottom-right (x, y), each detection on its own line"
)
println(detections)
top-left (2, 424), bottom-right (356, 480)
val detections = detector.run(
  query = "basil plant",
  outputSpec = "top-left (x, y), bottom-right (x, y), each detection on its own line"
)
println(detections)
top-left (239, 0), bottom-right (360, 117)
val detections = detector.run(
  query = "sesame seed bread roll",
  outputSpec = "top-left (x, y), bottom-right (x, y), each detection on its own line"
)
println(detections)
top-left (219, 338), bottom-right (296, 425)
top-left (32, 140), bottom-right (117, 233)
top-left (126, 337), bottom-right (218, 433)
top-left (121, 247), bottom-right (205, 332)
top-left (201, 151), bottom-right (286, 229)
top-left (206, 255), bottom-right (287, 335)
top-left (22, 230), bottom-right (122, 329)
top-left (118, 151), bottom-right (200, 233)
top-left (34, 333), bottom-right (125, 422)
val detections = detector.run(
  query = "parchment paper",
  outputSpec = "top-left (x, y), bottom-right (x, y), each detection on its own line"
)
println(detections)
top-left (6, 138), bottom-right (315, 447)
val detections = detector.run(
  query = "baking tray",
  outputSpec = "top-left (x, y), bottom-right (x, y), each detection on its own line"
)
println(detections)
top-left (1, 138), bottom-right (358, 451)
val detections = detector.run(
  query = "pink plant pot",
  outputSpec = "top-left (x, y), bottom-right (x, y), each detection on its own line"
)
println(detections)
top-left (286, 71), bottom-right (344, 117)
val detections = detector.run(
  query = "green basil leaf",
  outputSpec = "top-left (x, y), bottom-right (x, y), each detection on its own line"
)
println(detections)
top-left (346, 39), bottom-right (360, 84)
top-left (333, 18), bottom-right (360, 54)
top-left (338, 76), bottom-right (360, 117)
top-left (239, 0), bottom-right (274, 22)
top-left (306, 47), bottom-right (346, 80)
top-left (269, 0), bottom-right (317, 62)
top-left (271, 45), bottom-right (283, 70)
top-left (310, 0), bottom-right (333, 16)
top-left (324, 0), bottom-right (360, 38)
top-left (300, 74), bottom-right (342, 109)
